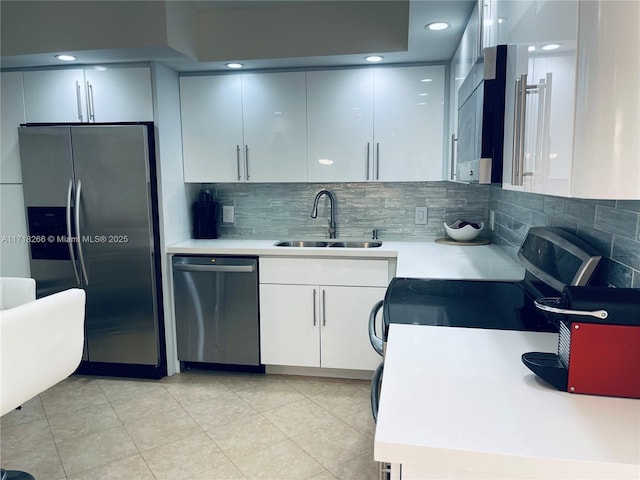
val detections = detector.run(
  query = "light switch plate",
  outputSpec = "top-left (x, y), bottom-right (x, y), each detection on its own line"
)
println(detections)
top-left (414, 206), bottom-right (428, 225)
top-left (222, 205), bottom-right (235, 224)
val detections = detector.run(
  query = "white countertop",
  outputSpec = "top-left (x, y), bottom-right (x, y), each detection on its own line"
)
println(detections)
top-left (166, 239), bottom-right (525, 281)
top-left (375, 324), bottom-right (640, 479)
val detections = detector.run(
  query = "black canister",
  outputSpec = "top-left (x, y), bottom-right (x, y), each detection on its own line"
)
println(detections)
top-left (192, 190), bottom-right (218, 239)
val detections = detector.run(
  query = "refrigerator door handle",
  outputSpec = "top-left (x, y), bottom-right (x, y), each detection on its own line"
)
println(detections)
top-left (75, 180), bottom-right (89, 285)
top-left (66, 179), bottom-right (81, 285)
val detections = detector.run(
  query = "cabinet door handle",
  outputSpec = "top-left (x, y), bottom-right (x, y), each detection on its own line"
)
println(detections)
top-left (86, 81), bottom-right (95, 122)
top-left (245, 145), bottom-right (250, 181)
top-left (366, 142), bottom-right (370, 180)
top-left (512, 75), bottom-right (528, 185)
top-left (236, 145), bottom-right (241, 181)
top-left (313, 289), bottom-right (317, 326)
top-left (376, 143), bottom-right (380, 180)
top-left (75, 81), bottom-right (83, 122)
top-left (450, 134), bottom-right (457, 180)
top-left (322, 289), bottom-right (326, 326)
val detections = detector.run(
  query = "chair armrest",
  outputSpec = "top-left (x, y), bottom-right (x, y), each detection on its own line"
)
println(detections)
top-left (0, 277), bottom-right (36, 310)
top-left (0, 288), bottom-right (86, 416)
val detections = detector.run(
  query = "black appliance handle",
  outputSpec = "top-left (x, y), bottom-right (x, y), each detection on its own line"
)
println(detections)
top-left (370, 362), bottom-right (384, 423)
top-left (369, 300), bottom-right (384, 356)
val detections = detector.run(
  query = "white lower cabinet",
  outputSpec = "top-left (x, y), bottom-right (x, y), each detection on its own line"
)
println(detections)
top-left (259, 258), bottom-right (388, 371)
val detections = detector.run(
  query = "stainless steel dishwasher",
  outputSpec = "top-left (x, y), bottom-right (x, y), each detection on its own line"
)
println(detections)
top-left (172, 256), bottom-right (260, 366)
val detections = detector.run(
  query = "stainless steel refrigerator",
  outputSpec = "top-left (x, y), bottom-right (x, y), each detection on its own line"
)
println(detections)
top-left (18, 123), bottom-right (166, 378)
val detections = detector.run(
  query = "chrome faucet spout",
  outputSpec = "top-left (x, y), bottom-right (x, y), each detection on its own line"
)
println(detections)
top-left (311, 189), bottom-right (336, 238)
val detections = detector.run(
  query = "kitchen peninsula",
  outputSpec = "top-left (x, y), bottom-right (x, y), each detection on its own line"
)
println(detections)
top-left (375, 324), bottom-right (640, 479)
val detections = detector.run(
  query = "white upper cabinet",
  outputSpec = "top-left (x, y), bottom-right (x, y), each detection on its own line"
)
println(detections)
top-left (307, 69), bottom-right (374, 182)
top-left (500, 0), bottom-right (637, 199)
top-left (307, 66), bottom-right (445, 182)
top-left (23, 66), bottom-right (153, 124)
top-left (500, 0), bottom-right (577, 196)
top-left (1, 71), bottom-right (26, 183)
top-left (180, 72), bottom-right (308, 183)
top-left (83, 67), bottom-right (153, 122)
top-left (571, 0), bottom-right (640, 199)
top-left (241, 72), bottom-right (308, 182)
top-left (374, 66), bottom-right (445, 181)
top-left (180, 75), bottom-right (244, 183)
top-left (23, 69), bottom-right (87, 123)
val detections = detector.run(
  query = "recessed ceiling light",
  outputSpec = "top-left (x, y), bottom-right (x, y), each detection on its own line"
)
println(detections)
top-left (542, 43), bottom-right (561, 51)
top-left (365, 55), bottom-right (384, 63)
top-left (55, 54), bottom-right (77, 62)
top-left (421, 78), bottom-right (433, 82)
top-left (93, 66), bottom-right (108, 71)
top-left (528, 45), bottom-right (536, 52)
top-left (426, 22), bottom-right (450, 31)
top-left (226, 62), bottom-right (244, 69)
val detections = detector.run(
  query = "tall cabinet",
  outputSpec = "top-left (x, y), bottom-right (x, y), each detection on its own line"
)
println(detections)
top-left (0, 72), bottom-right (30, 277)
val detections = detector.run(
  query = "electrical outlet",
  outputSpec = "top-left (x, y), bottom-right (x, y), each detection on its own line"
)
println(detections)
top-left (414, 207), bottom-right (428, 225)
top-left (222, 205), bottom-right (235, 224)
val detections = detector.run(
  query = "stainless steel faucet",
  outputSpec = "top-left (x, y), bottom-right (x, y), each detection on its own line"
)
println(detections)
top-left (311, 189), bottom-right (336, 238)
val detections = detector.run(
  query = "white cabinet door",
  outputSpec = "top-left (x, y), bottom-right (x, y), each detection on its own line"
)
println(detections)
top-left (571, 0), bottom-right (640, 199)
top-left (84, 67), bottom-right (153, 122)
top-left (374, 66), bottom-right (445, 181)
top-left (1, 72), bottom-right (25, 184)
top-left (526, 0), bottom-right (577, 197)
top-left (307, 69), bottom-right (374, 182)
top-left (180, 75), bottom-right (244, 182)
top-left (259, 284), bottom-right (320, 367)
top-left (23, 69), bottom-right (86, 123)
top-left (502, 0), bottom-right (577, 196)
top-left (0, 185), bottom-right (30, 277)
top-left (320, 286), bottom-right (384, 371)
top-left (241, 72), bottom-right (307, 182)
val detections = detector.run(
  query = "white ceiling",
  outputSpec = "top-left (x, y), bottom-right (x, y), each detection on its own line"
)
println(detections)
top-left (0, 0), bottom-right (475, 72)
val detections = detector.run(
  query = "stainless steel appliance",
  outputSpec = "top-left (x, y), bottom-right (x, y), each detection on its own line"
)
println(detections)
top-left (172, 256), bottom-right (260, 368)
top-left (18, 123), bottom-right (165, 378)
top-left (368, 227), bottom-right (602, 480)
top-left (455, 45), bottom-right (508, 183)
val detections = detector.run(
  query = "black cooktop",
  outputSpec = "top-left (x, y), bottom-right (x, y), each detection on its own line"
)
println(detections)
top-left (382, 277), bottom-right (559, 338)
top-left (380, 227), bottom-right (602, 340)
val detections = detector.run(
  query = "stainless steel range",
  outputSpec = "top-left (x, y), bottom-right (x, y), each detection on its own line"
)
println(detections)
top-left (369, 227), bottom-right (602, 480)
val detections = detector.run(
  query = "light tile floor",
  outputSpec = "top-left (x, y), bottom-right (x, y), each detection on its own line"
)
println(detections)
top-left (0, 371), bottom-right (378, 479)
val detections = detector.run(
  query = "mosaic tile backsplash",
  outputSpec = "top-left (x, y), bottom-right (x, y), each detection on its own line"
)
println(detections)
top-left (191, 182), bottom-right (639, 288)
top-left (195, 182), bottom-right (491, 241)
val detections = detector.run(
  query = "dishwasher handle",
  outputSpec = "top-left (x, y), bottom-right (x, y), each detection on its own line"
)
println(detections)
top-left (173, 264), bottom-right (255, 273)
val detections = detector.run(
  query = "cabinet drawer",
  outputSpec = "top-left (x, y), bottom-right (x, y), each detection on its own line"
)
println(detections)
top-left (259, 257), bottom-right (389, 287)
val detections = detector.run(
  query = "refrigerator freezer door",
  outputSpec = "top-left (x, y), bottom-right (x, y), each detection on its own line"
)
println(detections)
top-left (18, 126), bottom-right (81, 297)
top-left (71, 125), bottom-right (159, 365)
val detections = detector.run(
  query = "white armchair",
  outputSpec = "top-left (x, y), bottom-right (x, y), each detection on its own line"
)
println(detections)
top-left (0, 277), bottom-right (86, 417)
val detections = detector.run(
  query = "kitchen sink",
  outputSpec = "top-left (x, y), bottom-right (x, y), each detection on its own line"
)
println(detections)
top-left (274, 241), bottom-right (329, 247)
top-left (327, 241), bottom-right (382, 248)
top-left (274, 240), bottom-right (382, 248)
